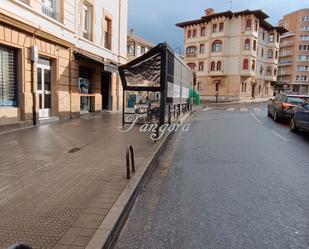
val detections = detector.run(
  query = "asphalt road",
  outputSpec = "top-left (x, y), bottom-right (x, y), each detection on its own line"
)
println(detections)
top-left (114, 102), bottom-right (309, 249)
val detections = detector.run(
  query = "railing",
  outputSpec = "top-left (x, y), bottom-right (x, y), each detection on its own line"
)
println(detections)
top-left (126, 145), bottom-right (135, 179)
top-left (278, 61), bottom-right (293, 65)
top-left (41, 4), bottom-right (61, 22)
top-left (185, 53), bottom-right (197, 58)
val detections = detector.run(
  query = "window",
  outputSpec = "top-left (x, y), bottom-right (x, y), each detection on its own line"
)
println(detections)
top-left (244, 39), bottom-right (250, 50)
top-left (299, 45), bottom-right (309, 51)
top-left (212, 40), bottom-right (223, 52)
top-left (83, 2), bottom-right (92, 40)
top-left (187, 30), bottom-right (192, 38)
top-left (104, 17), bottom-right (112, 50)
top-left (260, 66), bottom-right (264, 75)
top-left (200, 44), bottom-right (205, 54)
top-left (140, 46), bottom-right (146, 55)
top-left (128, 43), bottom-right (135, 56)
top-left (212, 23), bottom-right (217, 33)
top-left (241, 82), bottom-right (246, 92)
top-left (243, 59), bottom-right (249, 70)
top-left (259, 85), bottom-right (262, 94)
top-left (186, 46), bottom-right (197, 54)
top-left (301, 16), bottom-right (309, 22)
top-left (261, 48), bottom-right (264, 57)
top-left (275, 50), bottom-right (278, 59)
top-left (274, 68), bottom-right (277, 76)
top-left (262, 32), bottom-right (265, 40)
top-left (201, 27), bottom-right (206, 36)
top-left (297, 65), bottom-right (309, 71)
top-left (296, 75), bottom-right (308, 81)
top-left (253, 40), bottom-right (257, 51)
top-left (298, 55), bottom-right (309, 61)
top-left (217, 61), bottom-right (222, 71)
top-left (300, 26), bottom-right (309, 31)
top-left (219, 22), bottom-right (224, 32)
top-left (251, 59), bottom-right (256, 70)
top-left (210, 61), bottom-right (216, 71)
top-left (254, 20), bottom-right (258, 31)
top-left (269, 33), bottom-right (274, 42)
top-left (246, 19), bottom-right (252, 30)
top-left (193, 29), bottom-right (197, 38)
top-left (187, 63), bottom-right (196, 71)
top-left (0, 45), bottom-right (18, 107)
top-left (267, 49), bottom-right (273, 59)
top-left (215, 81), bottom-right (220, 92)
top-left (300, 35), bottom-right (309, 41)
top-left (41, 0), bottom-right (60, 21)
top-left (198, 62), bottom-right (204, 71)
top-left (266, 67), bottom-right (272, 76)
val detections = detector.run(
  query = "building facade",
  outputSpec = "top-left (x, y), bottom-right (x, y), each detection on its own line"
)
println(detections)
top-left (127, 29), bottom-right (155, 61)
top-left (0, 0), bottom-right (127, 128)
top-left (278, 9), bottom-right (309, 95)
top-left (176, 8), bottom-right (287, 101)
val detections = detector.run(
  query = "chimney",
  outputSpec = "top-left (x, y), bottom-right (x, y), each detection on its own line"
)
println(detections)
top-left (205, 8), bottom-right (215, 16)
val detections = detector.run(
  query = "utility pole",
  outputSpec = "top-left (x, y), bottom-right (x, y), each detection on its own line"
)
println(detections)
top-left (228, 0), bottom-right (233, 10)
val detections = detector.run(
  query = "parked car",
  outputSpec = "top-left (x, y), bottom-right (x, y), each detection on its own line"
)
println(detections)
top-left (267, 94), bottom-right (309, 122)
top-left (290, 102), bottom-right (309, 132)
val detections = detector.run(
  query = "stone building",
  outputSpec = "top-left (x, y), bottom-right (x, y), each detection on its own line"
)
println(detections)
top-left (0, 0), bottom-right (127, 128)
top-left (278, 9), bottom-right (309, 95)
top-left (127, 29), bottom-right (155, 61)
top-left (176, 8), bottom-right (287, 101)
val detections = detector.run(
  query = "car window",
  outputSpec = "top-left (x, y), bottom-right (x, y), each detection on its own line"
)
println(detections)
top-left (286, 97), bottom-right (305, 104)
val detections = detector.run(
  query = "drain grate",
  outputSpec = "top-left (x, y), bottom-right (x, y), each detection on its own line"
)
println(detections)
top-left (68, 148), bottom-right (81, 154)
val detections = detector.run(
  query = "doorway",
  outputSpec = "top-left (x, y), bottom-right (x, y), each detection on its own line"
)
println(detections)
top-left (101, 72), bottom-right (111, 110)
top-left (251, 83), bottom-right (256, 98)
top-left (37, 58), bottom-right (52, 119)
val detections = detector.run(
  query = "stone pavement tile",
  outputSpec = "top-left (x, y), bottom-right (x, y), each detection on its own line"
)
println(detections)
top-left (53, 244), bottom-right (70, 249)
top-left (68, 246), bottom-right (84, 249)
top-left (64, 228), bottom-right (82, 236)
top-left (83, 207), bottom-right (109, 215)
top-left (57, 235), bottom-right (76, 245)
top-left (71, 220), bottom-right (102, 229)
top-left (72, 236), bottom-right (91, 247)
top-left (78, 228), bottom-right (96, 237)
top-left (87, 202), bottom-right (113, 209)
top-left (78, 214), bottom-right (103, 222)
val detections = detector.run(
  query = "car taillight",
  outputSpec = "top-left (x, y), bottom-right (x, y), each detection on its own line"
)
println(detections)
top-left (282, 103), bottom-right (293, 109)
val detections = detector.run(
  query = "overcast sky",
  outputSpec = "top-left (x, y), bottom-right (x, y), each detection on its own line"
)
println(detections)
top-left (128, 0), bottom-right (309, 52)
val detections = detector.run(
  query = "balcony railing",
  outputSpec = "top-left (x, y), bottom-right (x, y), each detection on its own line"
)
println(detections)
top-left (278, 71), bottom-right (292, 76)
top-left (185, 53), bottom-right (197, 58)
top-left (278, 61), bottom-right (293, 65)
top-left (41, 4), bottom-right (61, 22)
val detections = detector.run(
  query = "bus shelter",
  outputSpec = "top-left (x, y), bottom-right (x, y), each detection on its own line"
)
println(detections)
top-left (119, 42), bottom-right (192, 126)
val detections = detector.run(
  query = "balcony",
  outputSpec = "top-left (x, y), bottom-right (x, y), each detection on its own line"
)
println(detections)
top-left (185, 53), bottom-right (198, 59)
top-left (279, 41), bottom-right (294, 48)
top-left (279, 52), bottom-right (293, 57)
top-left (41, 4), bottom-right (61, 22)
top-left (278, 70), bottom-right (292, 76)
top-left (278, 61), bottom-right (293, 66)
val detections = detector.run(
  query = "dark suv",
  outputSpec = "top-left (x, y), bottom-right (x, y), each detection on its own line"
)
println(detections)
top-left (267, 94), bottom-right (309, 122)
top-left (290, 102), bottom-right (309, 132)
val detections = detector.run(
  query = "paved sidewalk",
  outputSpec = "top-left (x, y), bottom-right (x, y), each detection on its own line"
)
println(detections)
top-left (0, 113), bottom-right (162, 249)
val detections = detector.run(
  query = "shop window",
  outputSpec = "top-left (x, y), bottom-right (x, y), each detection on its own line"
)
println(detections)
top-left (0, 45), bottom-right (18, 107)
top-left (244, 39), bottom-right (250, 50)
top-left (243, 59), bottom-right (249, 70)
top-left (212, 40), bottom-right (223, 52)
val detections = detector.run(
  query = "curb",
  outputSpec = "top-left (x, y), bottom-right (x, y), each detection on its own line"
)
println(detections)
top-left (85, 110), bottom-right (196, 249)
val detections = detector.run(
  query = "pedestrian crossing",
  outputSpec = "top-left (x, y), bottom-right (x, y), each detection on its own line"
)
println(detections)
top-left (202, 106), bottom-right (263, 113)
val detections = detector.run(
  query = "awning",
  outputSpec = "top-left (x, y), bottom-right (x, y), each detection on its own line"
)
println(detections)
top-left (74, 50), bottom-right (119, 73)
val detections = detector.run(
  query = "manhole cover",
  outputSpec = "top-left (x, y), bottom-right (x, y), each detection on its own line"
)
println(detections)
top-left (68, 148), bottom-right (81, 154)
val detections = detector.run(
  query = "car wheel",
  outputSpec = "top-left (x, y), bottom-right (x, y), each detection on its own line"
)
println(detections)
top-left (273, 110), bottom-right (279, 122)
top-left (290, 116), bottom-right (299, 132)
top-left (267, 107), bottom-right (272, 117)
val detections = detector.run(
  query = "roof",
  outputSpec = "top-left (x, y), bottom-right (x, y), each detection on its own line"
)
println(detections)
top-left (175, 9), bottom-right (287, 34)
top-left (127, 33), bottom-right (155, 48)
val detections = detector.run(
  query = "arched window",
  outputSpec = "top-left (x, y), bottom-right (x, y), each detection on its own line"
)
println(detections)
top-left (268, 49), bottom-right (273, 58)
top-left (266, 66), bottom-right (272, 76)
top-left (244, 39), bottom-right (250, 50)
top-left (246, 19), bottom-right (252, 30)
top-left (186, 46), bottom-right (197, 54)
top-left (243, 59), bottom-right (249, 70)
top-left (187, 63), bottom-right (196, 71)
top-left (217, 61), bottom-right (222, 71)
top-left (187, 30), bottom-right (191, 38)
top-left (210, 61), bottom-right (216, 71)
top-left (212, 40), bottom-right (223, 52)
top-left (253, 40), bottom-right (257, 51)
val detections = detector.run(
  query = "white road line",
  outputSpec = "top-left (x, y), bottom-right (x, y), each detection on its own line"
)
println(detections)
top-left (240, 108), bottom-right (248, 112)
top-left (271, 130), bottom-right (289, 142)
top-left (250, 112), bottom-right (263, 125)
top-left (203, 107), bottom-right (212, 112)
top-left (227, 107), bottom-right (235, 112)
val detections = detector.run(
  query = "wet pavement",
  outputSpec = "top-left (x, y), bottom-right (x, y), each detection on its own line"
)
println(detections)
top-left (0, 113), bottom-right (161, 249)
top-left (114, 102), bottom-right (309, 249)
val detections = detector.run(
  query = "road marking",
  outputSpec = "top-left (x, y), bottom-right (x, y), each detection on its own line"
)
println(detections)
top-left (250, 112), bottom-right (263, 125)
top-left (240, 108), bottom-right (248, 112)
top-left (203, 107), bottom-right (212, 112)
top-left (271, 130), bottom-right (289, 142)
top-left (227, 107), bottom-right (235, 112)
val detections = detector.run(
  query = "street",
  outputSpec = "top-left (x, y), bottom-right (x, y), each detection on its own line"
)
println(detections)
top-left (114, 102), bottom-right (309, 249)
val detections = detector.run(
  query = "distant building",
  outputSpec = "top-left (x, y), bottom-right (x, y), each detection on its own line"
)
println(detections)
top-left (278, 9), bottom-right (309, 95)
top-left (176, 8), bottom-right (287, 101)
top-left (127, 29), bottom-right (155, 61)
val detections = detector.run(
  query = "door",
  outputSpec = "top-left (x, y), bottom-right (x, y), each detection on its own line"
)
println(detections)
top-left (251, 84), bottom-right (256, 98)
top-left (101, 72), bottom-right (111, 110)
top-left (37, 58), bottom-right (52, 119)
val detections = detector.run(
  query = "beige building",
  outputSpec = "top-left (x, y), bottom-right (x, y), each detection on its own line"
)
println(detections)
top-left (0, 0), bottom-right (127, 128)
top-left (278, 9), bottom-right (309, 95)
top-left (176, 8), bottom-right (287, 101)
top-left (127, 29), bottom-right (155, 61)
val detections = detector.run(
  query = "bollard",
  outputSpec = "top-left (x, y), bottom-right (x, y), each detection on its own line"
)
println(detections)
top-left (126, 145), bottom-right (135, 179)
